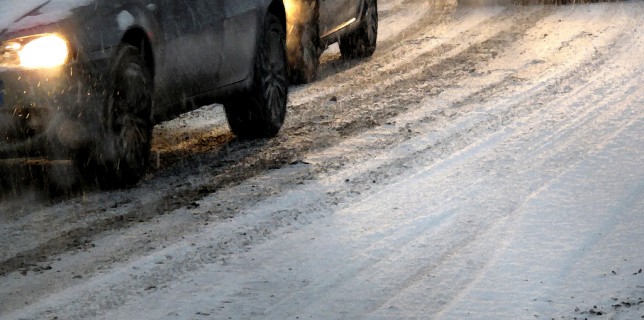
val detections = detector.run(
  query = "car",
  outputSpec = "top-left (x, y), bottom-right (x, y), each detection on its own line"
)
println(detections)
top-left (0, 0), bottom-right (289, 188)
top-left (284, 0), bottom-right (378, 84)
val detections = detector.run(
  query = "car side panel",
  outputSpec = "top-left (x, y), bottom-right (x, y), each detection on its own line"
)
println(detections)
top-left (152, 0), bottom-right (225, 112)
top-left (319, 0), bottom-right (360, 37)
top-left (219, 0), bottom-right (262, 86)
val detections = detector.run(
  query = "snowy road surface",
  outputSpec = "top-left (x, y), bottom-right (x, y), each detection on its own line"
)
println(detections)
top-left (1, 0), bottom-right (643, 319)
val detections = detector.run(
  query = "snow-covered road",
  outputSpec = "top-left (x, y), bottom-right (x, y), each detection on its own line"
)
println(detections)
top-left (1, 1), bottom-right (642, 319)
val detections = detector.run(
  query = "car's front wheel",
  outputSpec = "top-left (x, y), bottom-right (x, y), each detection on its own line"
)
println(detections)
top-left (339, 0), bottom-right (378, 59)
top-left (224, 12), bottom-right (288, 139)
top-left (76, 44), bottom-right (153, 189)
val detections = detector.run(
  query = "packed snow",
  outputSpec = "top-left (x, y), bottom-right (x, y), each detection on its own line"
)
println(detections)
top-left (1, 0), bottom-right (642, 319)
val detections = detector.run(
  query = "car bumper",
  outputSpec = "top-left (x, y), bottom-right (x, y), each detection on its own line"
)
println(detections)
top-left (0, 52), bottom-right (112, 159)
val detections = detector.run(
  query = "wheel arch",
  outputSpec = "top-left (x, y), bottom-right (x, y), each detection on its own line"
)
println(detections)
top-left (120, 27), bottom-right (155, 78)
top-left (268, 0), bottom-right (287, 32)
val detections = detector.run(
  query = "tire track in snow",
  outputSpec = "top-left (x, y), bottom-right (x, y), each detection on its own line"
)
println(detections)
top-left (0, 4), bottom-right (551, 278)
top-left (147, 7), bottom-right (644, 318)
top-left (2, 2), bottom-right (643, 318)
top-left (13, 5), bottom-right (640, 320)
top-left (363, 32), bottom-right (644, 318)
top-left (249, 37), bottom-right (643, 319)
top-left (0, 2), bottom-right (606, 308)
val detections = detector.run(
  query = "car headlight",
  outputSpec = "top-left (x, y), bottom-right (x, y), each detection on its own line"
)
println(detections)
top-left (1, 34), bottom-right (69, 69)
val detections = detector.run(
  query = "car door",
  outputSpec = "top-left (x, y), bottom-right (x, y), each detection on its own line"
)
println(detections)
top-left (154, 0), bottom-right (225, 109)
top-left (319, 0), bottom-right (360, 38)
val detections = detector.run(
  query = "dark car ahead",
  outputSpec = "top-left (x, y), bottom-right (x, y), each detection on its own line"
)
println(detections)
top-left (0, 0), bottom-right (288, 188)
top-left (284, 0), bottom-right (378, 83)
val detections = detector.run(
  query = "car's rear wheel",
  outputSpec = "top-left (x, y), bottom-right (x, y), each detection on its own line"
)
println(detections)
top-left (339, 0), bottom-right (378, 59)
top-left (76, 45), bottom-right (153, 189)
top-left (286, 1), bottom-right (320, 84)
top-left (224, 12), bottom-right (288, 139)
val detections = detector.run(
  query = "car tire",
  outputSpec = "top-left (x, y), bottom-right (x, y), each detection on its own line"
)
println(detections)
top-left (339, 0), bottom-right (378, 59)
top-left (286, 1), bottom-right (320, 84)
top-left (76, 44), bottom-right (153, 189)
top-left (224, 12), bottom-right (288, 139)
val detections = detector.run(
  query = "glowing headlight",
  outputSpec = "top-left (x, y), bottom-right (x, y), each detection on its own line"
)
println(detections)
top-left (17, 34), bottom-right (69, 69)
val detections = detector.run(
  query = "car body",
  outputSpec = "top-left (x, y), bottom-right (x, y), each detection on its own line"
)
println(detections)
top-left (0, 0), bottom-right (289, 188)
top-left (284, 0), bottom-right (378, 83)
